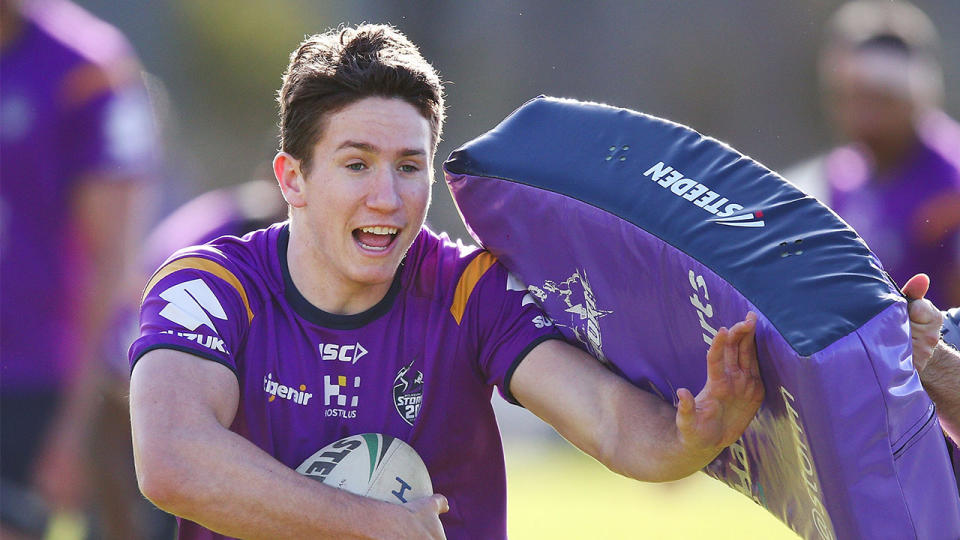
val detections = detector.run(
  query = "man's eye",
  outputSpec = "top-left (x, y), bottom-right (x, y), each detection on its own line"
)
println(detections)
top-left (399, 164), bottom-right (419, 173)
top-left (347, 162), bottom-right (366, 171)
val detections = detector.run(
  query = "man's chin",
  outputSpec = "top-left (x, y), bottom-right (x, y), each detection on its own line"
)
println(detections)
top-left (349, 260), bottom-right (402, 288)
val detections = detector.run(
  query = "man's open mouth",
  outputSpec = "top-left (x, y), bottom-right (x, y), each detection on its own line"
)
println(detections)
top-left (352, 226), bottom-right (399, 252)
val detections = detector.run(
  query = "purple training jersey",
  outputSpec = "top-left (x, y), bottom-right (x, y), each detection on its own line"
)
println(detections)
top-left (130, 224), bottom-right (560, 539)
top-left (826, 112), bottom-right (960, 307)
top-left (1, 0), bottom-right (156, 391)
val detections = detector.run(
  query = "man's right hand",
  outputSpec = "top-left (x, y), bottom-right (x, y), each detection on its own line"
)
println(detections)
top-left (402, 494), bottom-right (448, 539)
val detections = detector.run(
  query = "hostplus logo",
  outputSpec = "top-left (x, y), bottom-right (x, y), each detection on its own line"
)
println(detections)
top-left (642, 161), bottom-right (764, 227)
top-left (324, 375), bottom-right (361, 419)
top-left (263, 373), bottom-right (313, 406)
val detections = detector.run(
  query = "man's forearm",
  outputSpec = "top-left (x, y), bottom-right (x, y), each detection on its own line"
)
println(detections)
top-left (921, 341), bottom-right (960, 444)
top-left (598, 383), bottom-right (726, 483)
top-left (135, 417), bottom-right (407, 539)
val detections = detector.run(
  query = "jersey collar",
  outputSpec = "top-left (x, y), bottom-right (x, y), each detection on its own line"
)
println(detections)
top-left (277, 224), bottom-right (404, 329)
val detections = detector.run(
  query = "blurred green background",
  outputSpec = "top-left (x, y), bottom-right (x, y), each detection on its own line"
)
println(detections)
top-left (505, 441), bottom-right (798, 539)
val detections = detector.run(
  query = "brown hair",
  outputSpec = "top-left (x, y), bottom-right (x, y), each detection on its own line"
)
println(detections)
top-left (277, 24), bottom-right (445, 173)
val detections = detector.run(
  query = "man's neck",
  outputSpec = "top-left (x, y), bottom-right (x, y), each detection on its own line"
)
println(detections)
top-left (286, 224), bottom-right (394, 316)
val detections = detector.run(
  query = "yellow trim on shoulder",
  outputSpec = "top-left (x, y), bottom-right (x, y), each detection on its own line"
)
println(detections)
top-left (450, 251), bottom-right (498, 325)
top-left (141, 256), bottom-right (254, 323)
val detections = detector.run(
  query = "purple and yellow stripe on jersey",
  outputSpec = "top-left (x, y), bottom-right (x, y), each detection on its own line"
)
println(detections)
top-left (142, 252), bottom-right (254, 324)
top-left (449, 251), bottom-right (497, 325)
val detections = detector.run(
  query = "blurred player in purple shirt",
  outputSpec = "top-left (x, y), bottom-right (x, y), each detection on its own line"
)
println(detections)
top-left (787, 1), bottom-right (960, 307)
top-left (0, 0), bottom-right (157, 534)
top-left (129, 24), bottom-right (764, 539)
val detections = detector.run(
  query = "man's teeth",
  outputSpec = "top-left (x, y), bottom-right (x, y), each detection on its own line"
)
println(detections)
top-left (360, 226), bottom-right (398, 235)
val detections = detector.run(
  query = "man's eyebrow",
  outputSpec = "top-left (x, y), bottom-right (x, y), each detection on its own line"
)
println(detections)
top-left (336, 140), bottom-right (377, 152)
top-left (335, 140), bottom-right (426, 157)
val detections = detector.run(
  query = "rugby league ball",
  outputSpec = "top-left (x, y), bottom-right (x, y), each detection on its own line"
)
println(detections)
top-left (296, 433), bottom-right (432, 504)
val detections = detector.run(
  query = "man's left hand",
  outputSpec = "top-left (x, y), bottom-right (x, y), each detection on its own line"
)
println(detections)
top-left (676, 312), bottom-right (764, 453)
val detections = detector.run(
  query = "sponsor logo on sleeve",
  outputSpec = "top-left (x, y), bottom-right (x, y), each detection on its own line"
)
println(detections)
top-left (507, 272), bottom-right (552, 328)
top-left (159, 330), bottom-right (227, 353)
top-left (393, 360), bottom-right (423, 425)
top-left (532, 315), bottom-right (554, 329)
top-left (158, 279), bottom-right (227, 333)
top-left (324, 375), bottom-right (361, 419)
top-left (506, 272), bottom-right (537, 307)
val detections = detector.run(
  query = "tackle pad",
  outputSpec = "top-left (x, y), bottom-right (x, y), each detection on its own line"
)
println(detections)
top-left (443, 96), bottom-right (960, 539)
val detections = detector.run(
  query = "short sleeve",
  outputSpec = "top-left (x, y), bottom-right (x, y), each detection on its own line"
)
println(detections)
top-left (129, 252), bottom-right (253, 376)
top-left (460, 257), bottom-right (561, 403)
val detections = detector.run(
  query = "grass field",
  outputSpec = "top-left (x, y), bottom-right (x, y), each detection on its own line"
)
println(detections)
top-left (505, 442), bottom-right (799, 539)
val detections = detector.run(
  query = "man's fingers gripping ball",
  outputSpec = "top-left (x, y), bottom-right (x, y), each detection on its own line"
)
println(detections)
top-left (432, 494), bottom-right (449, 514)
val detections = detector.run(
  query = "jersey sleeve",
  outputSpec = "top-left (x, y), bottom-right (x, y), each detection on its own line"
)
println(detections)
top-left (129, 248), bottom-right (253, 376)
top-left (456, 253), bottom-right (562, 404)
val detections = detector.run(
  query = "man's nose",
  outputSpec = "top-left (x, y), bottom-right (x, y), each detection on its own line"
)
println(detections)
top-left (366, 167), bottom-right (402, 212)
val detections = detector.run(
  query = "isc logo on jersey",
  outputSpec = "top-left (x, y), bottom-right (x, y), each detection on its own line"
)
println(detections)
top-left (157, 279), bottom-right (229, 352)
top-left (319, 342), bottom-right (367, 364)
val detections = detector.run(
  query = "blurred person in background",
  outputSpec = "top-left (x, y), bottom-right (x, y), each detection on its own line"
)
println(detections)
top-left (0, 0), bottom-right (158, 537)
top-left (88, 176), bottom-right (287, 540)
top-left (785, 0), bottom-right (960, 307)
top-left (141, 176), bottom-right (287, 267)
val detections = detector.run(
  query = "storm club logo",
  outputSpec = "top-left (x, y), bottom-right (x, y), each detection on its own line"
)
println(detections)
top-left (393, 360), bottom-right (423, 426)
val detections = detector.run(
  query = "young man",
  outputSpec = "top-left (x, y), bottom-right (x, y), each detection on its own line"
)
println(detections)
top-left (129, 24), bottom-right (763, 539)
top-left (1, 0), bottom-right (157, 536)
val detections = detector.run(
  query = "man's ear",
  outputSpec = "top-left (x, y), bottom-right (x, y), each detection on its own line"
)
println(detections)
top-left (273, 152), bottom-right (307, 208)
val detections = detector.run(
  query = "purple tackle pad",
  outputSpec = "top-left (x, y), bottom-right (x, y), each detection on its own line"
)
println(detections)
top-left (443, 96), bottom-right (960, 539)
